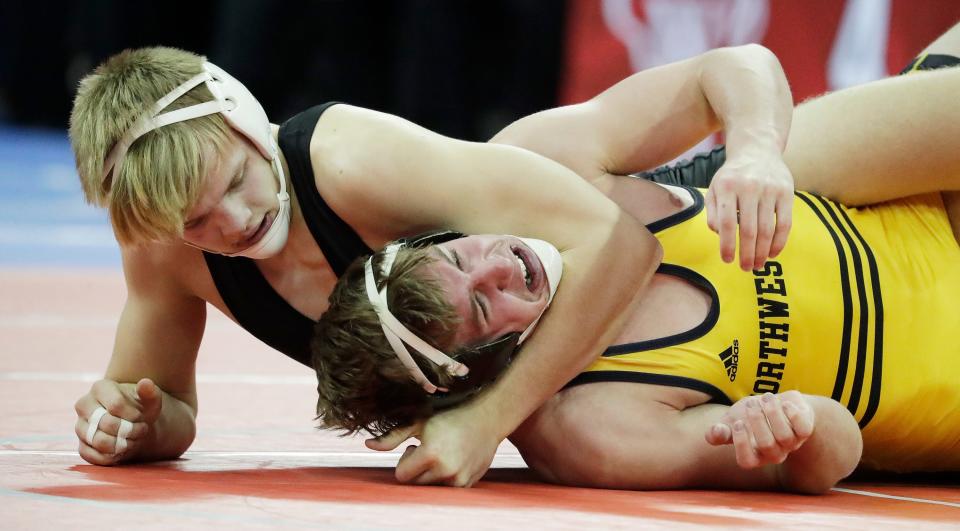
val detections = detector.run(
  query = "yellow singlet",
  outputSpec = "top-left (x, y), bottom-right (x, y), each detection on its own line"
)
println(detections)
top-left (575, 187), bottom-right (960, 472)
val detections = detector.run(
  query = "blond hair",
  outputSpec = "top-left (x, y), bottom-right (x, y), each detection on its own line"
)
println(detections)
top-left (68, 47), bottom-right (232, 245)
top-left (312, 246), bottom-right (464, 436)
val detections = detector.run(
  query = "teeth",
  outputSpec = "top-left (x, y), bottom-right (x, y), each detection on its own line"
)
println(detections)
top-left (515, 253), bottom-right (531, 287)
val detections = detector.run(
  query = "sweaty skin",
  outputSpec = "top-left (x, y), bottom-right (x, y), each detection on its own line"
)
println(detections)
top-left (372, 31), bottom-right (960, 490)
top-left (76, 44), bottom-right (794, 490)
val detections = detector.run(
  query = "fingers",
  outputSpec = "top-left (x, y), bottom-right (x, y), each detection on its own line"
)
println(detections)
top-left (769, 194), bottom-right (793, 258)
top-left (74, 379), bottom-right (158, 465)
top-left (75, 414), bottom-right (149, 456)
top-left (91, 413), bottom-right (150, 439)
top-left (752, 195), bottom-right (776, 271)
top-left (78, 439), bottom-right (121, 466)
top-left (746, 398), bottom-right (784, 464)
top-left (395, 444), bottom-right (475, 487)
top-left (731, 420), bottom-right (760, 468)
top-left (365, 421), bottom-right (423, 451)
top-left (737, 195), bottom-right (759, 271)
top-left (706, 156), bottom-right (795, 270)
top-left (713, 186), bottom-right (739, 264)
top-left (784, 400), bottom-right (815, 439)
top-left (729, 393), bottom-right (815, 469)
top-left (759, 393), bottom-right (796, 451)
top-left (705, 188), bottom-right (718, 233)
top-left (136, 378), bottom-right (163, 423)
top-left (83, 380), bottom-right (144, 422)
top-left (395, 444), bottom-right (435, 484)
top-left (705, 422), bottom-right (732, 446)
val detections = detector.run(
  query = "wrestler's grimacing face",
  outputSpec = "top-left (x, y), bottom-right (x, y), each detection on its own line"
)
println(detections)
top-left (419, 235), bottom-right (550, 348)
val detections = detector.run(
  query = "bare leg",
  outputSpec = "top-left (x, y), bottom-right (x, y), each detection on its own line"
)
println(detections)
top-left (785, 22), bottom-right (960, 206)
top-left (911, 24), bottom-right (960, 244)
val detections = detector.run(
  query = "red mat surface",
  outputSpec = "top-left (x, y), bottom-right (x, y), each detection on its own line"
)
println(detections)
top-left (2, 270), bottom-right (958, 529)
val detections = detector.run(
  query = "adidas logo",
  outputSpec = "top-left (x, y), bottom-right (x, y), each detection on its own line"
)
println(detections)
top-left (718, 340), bottom-right (739, 381)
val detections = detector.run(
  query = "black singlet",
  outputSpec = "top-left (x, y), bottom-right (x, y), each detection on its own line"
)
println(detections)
top-left (203, 103), bottom-right (372, 367)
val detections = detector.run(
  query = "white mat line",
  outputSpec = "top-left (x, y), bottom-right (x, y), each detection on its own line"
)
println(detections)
top-left (832, 487), bottom-right (960, 509)
top-left (0, 449), bottom-right (527, 467)
top-left (0, 450), bottom-right (394, 458)
top-left (0, 450), bottom-right (524, 459)
top-left (0, 372), bottom-right (314, 385)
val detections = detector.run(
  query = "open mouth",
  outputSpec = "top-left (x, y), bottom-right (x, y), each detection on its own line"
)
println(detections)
top-left (511, 243), bottom-right (543, 295)
top-left (240, 212), bottom-right (274, 248)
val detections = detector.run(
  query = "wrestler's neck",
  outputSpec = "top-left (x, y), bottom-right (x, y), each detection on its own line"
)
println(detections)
top-left (258, 140), bottom-right (327, 271)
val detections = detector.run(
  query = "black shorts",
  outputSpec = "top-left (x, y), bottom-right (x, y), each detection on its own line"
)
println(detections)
top-left (899, 53), bottom-right (960, 75)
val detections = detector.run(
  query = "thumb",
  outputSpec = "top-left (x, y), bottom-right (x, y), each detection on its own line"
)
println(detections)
top-left (705, 422), bottom-right (733, 446)
top-left (136, 378), bottom-right (162, 420)
top-left (365, 421), bottom-right (423, 452)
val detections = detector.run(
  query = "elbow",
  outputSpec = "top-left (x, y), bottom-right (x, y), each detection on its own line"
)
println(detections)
top-left (780, 397), bottom-right (863, 494)
top-left (702, 43), bottom-right (782, 79)
top-left (620, 215), bottom-right (663, 284)
top-left (613, 210), bottom-right (662, 260)
top-left (713, 43), bottom-right (777, 63)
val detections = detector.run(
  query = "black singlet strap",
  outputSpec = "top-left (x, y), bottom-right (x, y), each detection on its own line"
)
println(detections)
top-left (279, 103), bottom-right (373, 276)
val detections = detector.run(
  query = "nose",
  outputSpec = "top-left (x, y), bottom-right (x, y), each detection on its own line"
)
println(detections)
top-left (469, 253), bottom-right (514, 291)
top-left (213, 196), bottom-right (250, 240)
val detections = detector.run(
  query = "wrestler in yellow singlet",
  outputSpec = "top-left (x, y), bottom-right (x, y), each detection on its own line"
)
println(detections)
top-left (574, 187), bottom-right (960, 472)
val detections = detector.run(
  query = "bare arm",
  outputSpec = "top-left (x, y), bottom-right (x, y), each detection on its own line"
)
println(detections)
top-left (315, 105), bottom-right (661, 486)
top-left (523, 389), bottom-right (861, 493)
top-left (74, 244), bottom-right (204, 464)
top-left (492, 44), bottom-right (790, 180)
top-left (493, 44), bottom-right (795, 271)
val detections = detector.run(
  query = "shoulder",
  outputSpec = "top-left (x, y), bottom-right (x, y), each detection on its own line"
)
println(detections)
top-left (121, 241), bottom-right (212, 303)
top-left (305, 104), bottom-right (461, 237)
top-left (309, 104), bottom-right (436, 171)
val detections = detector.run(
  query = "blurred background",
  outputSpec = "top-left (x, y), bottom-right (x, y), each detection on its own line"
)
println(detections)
top-left (1, 0), bottom-right (959, 267)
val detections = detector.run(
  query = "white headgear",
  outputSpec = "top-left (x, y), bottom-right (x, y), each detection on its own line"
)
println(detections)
top-left (102, 62), bottom-right (290, 259)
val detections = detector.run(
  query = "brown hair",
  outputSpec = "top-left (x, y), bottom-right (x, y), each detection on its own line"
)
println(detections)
top-left (69, 47), bottom-right (232, 246)
top-left (312, 246), bottom-right (464, 436)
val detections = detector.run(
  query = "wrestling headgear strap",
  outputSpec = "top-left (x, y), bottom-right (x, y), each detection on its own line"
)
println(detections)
top-left (364, 231), bottom-right (563, 405)
top-left (101, 63), bottom-right (290, 259)
top-left (364, 244), bottom-right (469, 394)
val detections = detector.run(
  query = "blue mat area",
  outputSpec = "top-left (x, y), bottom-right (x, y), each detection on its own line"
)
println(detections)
top-left (0, 126), bottom-right (120, 268)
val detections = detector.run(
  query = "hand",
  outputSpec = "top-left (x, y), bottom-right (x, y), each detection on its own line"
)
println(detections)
top-left (365, 406), bottom-right (502, 487)
top-left (705, 148), bottom-right (794, 271)
top-left (74, 378), bottom-right (162, 465)
top-left (704, 391), bottom-right (814, 469)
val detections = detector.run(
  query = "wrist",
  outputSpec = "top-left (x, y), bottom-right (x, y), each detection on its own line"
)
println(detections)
top-left (465, 391), bottom-right (521, 441)
top-left (724, 126), bottom-right (787, 156)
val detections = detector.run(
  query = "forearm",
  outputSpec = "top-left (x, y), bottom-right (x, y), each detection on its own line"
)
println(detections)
top-left (699, 45), bottom-right (792, 156)
top-left (777, 395), bottom-right (862, 494)
top-left (470, 214), bottom-right (662, 439)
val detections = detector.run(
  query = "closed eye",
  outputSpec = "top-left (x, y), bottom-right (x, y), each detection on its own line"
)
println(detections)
top-left (474, 294), bottom-right (488, 324)
top-left (184, 216), bottom-right (205, 231)
top-left (227, 161), bottom-right (246, 192)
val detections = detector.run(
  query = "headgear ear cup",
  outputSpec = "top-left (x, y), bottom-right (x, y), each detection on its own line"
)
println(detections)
top-left (202, 63), bottom-right (276, 160)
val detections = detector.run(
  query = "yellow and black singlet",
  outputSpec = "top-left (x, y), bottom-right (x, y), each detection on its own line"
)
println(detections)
top-left (572, 187), bottom-right (960, 472)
